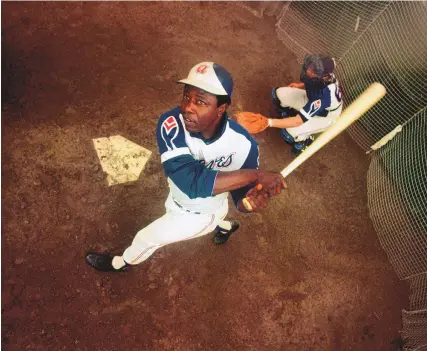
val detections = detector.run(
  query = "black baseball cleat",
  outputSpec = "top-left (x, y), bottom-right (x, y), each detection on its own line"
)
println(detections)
top-left (85, 252), bottom-right (129, 272)
top-left (291, 136), bottom-right (315, 157)
top-left (212, 220), bottom-right (240, 245)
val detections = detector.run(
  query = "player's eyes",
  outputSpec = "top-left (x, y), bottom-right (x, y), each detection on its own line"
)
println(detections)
top-left (182, 94), bottom-right (206, 105)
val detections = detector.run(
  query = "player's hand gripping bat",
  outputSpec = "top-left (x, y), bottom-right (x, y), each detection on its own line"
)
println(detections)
top-left (242, 82), bottom-right (387, 211)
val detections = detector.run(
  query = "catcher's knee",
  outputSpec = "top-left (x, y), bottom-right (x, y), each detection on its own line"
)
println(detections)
top-left (272, 87), bottom-right (295, 116)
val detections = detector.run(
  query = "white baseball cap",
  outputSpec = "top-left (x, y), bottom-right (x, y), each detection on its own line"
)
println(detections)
top-left (177, 62), bottom-right (233, 97)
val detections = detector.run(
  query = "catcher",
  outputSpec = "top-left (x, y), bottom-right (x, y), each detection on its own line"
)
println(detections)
top-left (237, 54), bottom-right (343, 156)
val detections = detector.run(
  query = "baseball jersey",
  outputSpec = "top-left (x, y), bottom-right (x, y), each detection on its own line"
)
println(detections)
top-left (156, 106), bottom-right (259, 214)
top-left (300, 79), bottom-right (343, 122)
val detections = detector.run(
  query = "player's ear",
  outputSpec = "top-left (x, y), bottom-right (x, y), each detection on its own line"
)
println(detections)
top-left (216, 94), bottom-right (230, 117)
top-left (217, 103), bottom-right (227, 117)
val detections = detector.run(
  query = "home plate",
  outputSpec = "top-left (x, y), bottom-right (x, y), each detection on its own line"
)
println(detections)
top-left (92, 135), bottom-right (152, 186)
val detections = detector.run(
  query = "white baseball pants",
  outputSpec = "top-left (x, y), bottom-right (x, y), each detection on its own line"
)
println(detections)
top-left (122, 193), bottom-right (229, 265)
top-left (276, 87), bottom-right (342, 142)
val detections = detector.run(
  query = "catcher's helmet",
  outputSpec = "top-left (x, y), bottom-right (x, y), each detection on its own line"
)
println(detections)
top-left (302, 54), bottom-right (336, 77)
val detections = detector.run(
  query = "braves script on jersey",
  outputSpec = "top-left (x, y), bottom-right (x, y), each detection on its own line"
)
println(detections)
top-left (157, 106), bottom-right (259, 213)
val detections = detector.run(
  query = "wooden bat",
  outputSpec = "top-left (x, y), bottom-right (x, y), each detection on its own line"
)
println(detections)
top-left (242, 82), bottom-right (387, 211)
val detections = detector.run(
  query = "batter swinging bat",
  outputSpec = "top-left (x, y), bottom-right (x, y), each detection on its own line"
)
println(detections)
top-left (243, 82), bottom-right (387, 211)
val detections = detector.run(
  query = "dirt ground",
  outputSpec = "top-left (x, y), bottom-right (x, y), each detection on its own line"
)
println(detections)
top-left (2, 2), bottom-right (408, 351)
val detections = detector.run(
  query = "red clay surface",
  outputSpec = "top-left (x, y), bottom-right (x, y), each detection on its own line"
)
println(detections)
top-left (2, 2), bottom-right (408, 351)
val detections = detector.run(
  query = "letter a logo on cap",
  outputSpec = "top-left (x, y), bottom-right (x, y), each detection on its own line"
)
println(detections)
top-left (196, 64), bottom-right (208, 74)
top-left (177, 62), bottom-right (233, 97)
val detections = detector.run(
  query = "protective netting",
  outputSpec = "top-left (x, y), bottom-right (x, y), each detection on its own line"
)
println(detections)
top-left (368, 108), bottom-right (427, 280)
top-left (368, 109), bottom-right (427, 351)
top-left (239, 2), bottom-right (427, 349)
top-left (403, 308), bottom-right (427, 351)
top-left (237, 1), bottom-right (289, 19)
top-left (404, 273), bottom-right (427, 350)
top-left (409, 273), bottom-right (427, 312)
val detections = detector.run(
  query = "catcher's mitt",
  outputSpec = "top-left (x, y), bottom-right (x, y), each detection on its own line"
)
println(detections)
top-left (236, 112), bottom-right (269, 134)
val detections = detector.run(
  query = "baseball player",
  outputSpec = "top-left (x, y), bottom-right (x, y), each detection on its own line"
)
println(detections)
top-left (86, 62), bottom-right (286, 272)
top-left (270, 54), bottom-right (343, 156)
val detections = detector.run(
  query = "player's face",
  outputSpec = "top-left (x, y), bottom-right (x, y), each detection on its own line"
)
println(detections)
top-left (181, 86), bottom-right (226, 135)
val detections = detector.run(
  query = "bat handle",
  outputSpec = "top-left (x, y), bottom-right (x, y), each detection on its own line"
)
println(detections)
top-left (242, 184), bottom-right (263, 211)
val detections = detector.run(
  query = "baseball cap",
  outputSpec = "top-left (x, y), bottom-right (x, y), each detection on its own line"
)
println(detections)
top-left (177, 62), bottom-right (233, 97)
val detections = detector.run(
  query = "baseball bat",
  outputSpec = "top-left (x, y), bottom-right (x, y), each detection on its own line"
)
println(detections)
top-left (243, 82), bottom-right (386, 211)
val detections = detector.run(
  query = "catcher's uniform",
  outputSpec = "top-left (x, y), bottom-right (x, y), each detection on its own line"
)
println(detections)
top-left (122, 107), bottom-right (258, 265)
top-left (275, 80), bottom-right (343, 142)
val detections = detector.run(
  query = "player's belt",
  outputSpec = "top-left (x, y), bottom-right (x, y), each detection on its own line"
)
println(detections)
top-left (173, 199), bottom-right (201, 215)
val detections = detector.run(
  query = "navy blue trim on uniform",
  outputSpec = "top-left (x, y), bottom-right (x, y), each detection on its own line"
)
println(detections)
top-left (228, 120), bottom-right (259, 210)
top-left (156, 106), bottom-right (218, 199)
top-left (301, 85), bottom-right (333, 120)
top-left (163, 154), bottom-right (219, 199)
top-left (316, 109), bottom-right (329, 117)
top-left (300, 113), bottom-right (309, 123)
top-left (156, 106), bottom-right (187, 154)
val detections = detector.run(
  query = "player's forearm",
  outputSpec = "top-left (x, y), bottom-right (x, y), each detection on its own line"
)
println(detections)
top-left (212, 169), bottom-right (259, 195)
top-left (269, 115), bottom-right (304, 129)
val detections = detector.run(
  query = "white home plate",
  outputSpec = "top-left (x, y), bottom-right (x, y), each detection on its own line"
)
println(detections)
top-left (92, 135), bottom-right (152, 186)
